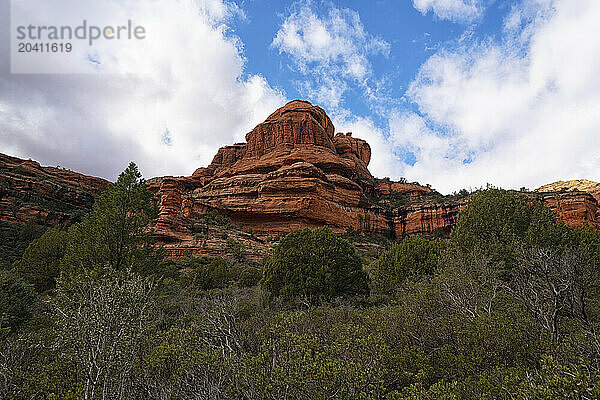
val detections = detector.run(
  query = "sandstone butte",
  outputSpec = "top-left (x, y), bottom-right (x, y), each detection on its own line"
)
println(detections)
top-left (1, 100), bottom-right (600, 260)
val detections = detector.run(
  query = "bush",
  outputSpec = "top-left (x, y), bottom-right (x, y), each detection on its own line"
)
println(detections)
top-left (370, 236), bottom-right (441, 294)
top-left (14, 227), bottom-right (68, 292)
top-left (450, 189), bottom-right (575, 278)
top-left (187, 258), bottom-right (231, 290)
top-left (0, 270), bottom-right (35, 334)
top-left (0, 221), bottom-right (46, 265)
top-left (262, 227), bottom-right (369, 303)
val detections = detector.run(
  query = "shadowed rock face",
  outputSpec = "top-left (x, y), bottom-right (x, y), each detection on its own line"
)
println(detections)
top-left (0, 153), bottom-right (108, 227)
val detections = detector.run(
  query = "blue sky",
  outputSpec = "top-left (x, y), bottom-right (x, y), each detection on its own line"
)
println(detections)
top-left (1, 0), bottom-right (600, 193)
top-left (237, 0), bottom-right (506, 120)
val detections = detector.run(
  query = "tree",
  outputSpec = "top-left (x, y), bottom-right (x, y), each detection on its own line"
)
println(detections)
top-left (510, 246), bottom-right (589, 341)
top-left (53, 270), bottom-right (154, 400)
top-left (450, 189), bottom-right (575, 279)
top-left (262, 227), bottom-right (369, 303)
top-left (61, 162), bottom-right (159, 277)
top-left (14, 227), bottom-right (68, 292)
top-left (436, 246), bottom-right (503, 319)
top-left (0, 271), bottom-right (35, 335)
top-left (0, 221), bottom-right (46, 265)
top-left (370, 236), bottom-right (440, 294)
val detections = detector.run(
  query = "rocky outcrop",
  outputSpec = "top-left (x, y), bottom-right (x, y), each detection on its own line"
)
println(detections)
top-left (3, 100), bottom-right (600, 261)
top-left (536, 179), bottom-right (600, 197)
top-left (0, 153), bottom-right (108, 227)
top-left (148, 100), bottom-right (386, 253)
top-left (535, 180), bottom-right (600, 229)
top-left (392, 200), bottom-right (467, 237)
top-left (146, 100), bottom-right (600, 259)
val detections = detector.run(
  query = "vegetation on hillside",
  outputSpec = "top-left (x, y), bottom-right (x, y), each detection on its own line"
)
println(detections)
top-left (2, 166), bottom-right (600, 399)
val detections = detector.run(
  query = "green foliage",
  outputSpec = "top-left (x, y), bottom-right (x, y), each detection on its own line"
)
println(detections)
top-left (52, 269), bottom-right (154, 400)
top-left (237, 266), bottom-right (262, 288)
top-left (0, 270), bottom-right (35, 334)
top-left (163, 256), bottom-right (263, 292)
top-left (226, 237), bottom-right (246, 262)
top-left (186, 257), bottom-right (231, 290)
top-left (61, 162), bottom-right (159, 276)
top-left (262, 227), bottom-right (369, 303)
top-left (14, 227), bottom-right (68, 292)
top-left (370, 236), bottom-right (441, 294)
top-left (451, 189), bottom-right (575, 278)
top-left (5, 179), bottom-right (600, 398)
top-left (0, 221), bottom-right (46, 264)
top-left (201, 210), bottom-right (234, 228)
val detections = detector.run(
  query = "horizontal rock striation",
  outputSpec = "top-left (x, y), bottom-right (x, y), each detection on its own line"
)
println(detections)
top-left (3, 100), bottom-right (600, 261)
top-left (146, 100), bottom-right (600, 260)
top-left (0, 153), bottom-right (108, 227)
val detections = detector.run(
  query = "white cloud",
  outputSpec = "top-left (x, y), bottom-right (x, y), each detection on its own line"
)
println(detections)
top-left (412, 0), bottom-right (485, 23)
top-left (0, 0), bottom-right (285, 180)
top-left (332, 114), bottom-right (404, 180)
top-left (394, 0), bottom-right (600, 193)
top-left (272, 3), bottom-right (389, 110)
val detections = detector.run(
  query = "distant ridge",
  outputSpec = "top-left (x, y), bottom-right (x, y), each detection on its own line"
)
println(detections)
top-left (536, 179), bottom-right (600, 194)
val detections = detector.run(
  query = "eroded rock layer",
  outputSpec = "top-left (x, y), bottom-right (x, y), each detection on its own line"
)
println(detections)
top-left (147, 100), bottom-right (600, 259)
top-left (2, 100), bottom-right (599, 261)
top-left (0, 153), bottom-right (108, 226)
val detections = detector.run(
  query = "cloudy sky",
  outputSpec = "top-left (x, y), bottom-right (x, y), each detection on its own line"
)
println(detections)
top-left (1, 0), bottom-right (599, 193)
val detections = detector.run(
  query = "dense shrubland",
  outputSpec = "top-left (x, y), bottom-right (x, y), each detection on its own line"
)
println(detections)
top-left (2, 165), bottom-right (600, 399)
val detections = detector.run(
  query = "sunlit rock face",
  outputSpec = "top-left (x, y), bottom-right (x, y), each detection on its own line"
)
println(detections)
top-left (2, 100), bottom-right (599, 261)
top-left (144, 100), bottom-right (600, 259)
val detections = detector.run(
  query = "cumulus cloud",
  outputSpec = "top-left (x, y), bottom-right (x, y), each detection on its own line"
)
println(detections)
top-left (412, 0), bottom-right (486, 23)
top-left (394, 0), bottom-right (600, 193)
top-left (272, 3), bottom-right (389, 110)
top-left (0, 0), bottom-right (285, 180)
top-left (332, 114), bottom-right (404, 180)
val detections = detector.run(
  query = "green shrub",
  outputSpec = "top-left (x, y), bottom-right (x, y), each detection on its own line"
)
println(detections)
top-left (0, 270), bottom-right (35, 333)
top-left (262, 227), bottom-right (369, 303)
top-left (451, 189), bottom-right (575, 278)
top-left (370, 236), bottom-right (441, 294)
top-left (14, 227), bottom-right (68, 292)
top-left (187, 258), bottom-right (231, 290)
top-left (0, 221), bottom-right (46, 265)
top-left (237, 267), bottom-right (262, 288)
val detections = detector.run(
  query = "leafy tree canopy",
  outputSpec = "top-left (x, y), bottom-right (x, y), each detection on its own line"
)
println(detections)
top-left (14, 227), bottom-right (68, 293)
top-left (450, 189), bottom-right (576, 277)
top-left (61, 162), bottom-right (159, 277)
top-left (370, 236), bottom-right (441, 294)
top-left (0, 270), bottom-right (35, 335)
top-left (262, 227), bottom-right (369, 303)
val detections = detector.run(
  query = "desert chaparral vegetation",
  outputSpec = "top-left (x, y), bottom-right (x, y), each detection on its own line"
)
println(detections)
top-left (2, 163), bottom-right (600, 399)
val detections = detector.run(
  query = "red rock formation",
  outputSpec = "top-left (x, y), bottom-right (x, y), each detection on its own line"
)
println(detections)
top-left (147, 100), bottom-right (600, 259)
top-left (375, 181), bottom-right (434, 200)
top-left (3, 100), bottom-right (600, 262)
top-left (245, 100), bottom-right (336, 158)
top-left (393, 201), bottom-right (466, 237)
top-left (539, 191), bottom-right (600, 229)
top-left (0, 153), bottom-right (108, 227)
top-left (148, 100), bottom-right (387, 248)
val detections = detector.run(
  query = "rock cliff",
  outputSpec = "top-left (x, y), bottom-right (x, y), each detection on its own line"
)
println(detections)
top-left (2, 100), bottom-right (599, 261)
top-left (0, 153), bottom-right (108, 227)
top-left (147, 100), bottom-right (600, 259)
